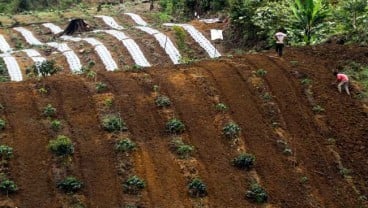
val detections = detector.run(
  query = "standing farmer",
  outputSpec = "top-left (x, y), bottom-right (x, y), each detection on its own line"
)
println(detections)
top-left (274, 28), bottom-right (287, 57)
top-left (333, 71), bottom-right (350, 95)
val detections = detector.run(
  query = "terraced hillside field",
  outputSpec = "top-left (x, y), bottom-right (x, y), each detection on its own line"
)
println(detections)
top-left (0, 44), bottom-right (367, 208)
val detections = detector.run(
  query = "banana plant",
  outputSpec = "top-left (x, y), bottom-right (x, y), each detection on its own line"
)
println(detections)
top-left (291, 0), bottom-right (330, 45)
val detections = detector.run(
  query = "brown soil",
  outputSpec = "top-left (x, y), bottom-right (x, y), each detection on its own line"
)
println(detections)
top-left (0, 44), bottom-right (367, 208)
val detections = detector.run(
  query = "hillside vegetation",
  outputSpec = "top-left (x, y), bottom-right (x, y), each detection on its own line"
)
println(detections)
top-left (0, 1), bottom-right (367, 208)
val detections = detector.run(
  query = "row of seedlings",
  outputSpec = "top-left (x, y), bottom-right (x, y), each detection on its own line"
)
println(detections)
top-left (81, 71), bottom-right (146, 207)
top-left (43, 105), bottom-right (85, 207)
top-left (152, 84), bottom-right (209, 207)
top-left (34, 71), bottom-right (86, 207)
top-left (246, 65), bottom-right (326, 204)
top-left (291, 61), bottom-right (365, 203)
top-left (188, 70), bottom-right (269, 205)
top-left (0, 104), bottom-right (18, 201)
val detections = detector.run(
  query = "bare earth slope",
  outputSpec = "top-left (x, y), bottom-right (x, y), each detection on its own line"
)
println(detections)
top-left (0, 46), bottom-right (367, 208)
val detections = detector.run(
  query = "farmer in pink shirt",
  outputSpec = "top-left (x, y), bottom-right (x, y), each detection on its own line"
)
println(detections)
top-left (333, 72), bottom-right (350, 95)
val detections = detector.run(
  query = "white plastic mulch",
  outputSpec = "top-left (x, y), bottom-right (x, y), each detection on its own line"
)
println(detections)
top-left (47, 42), bottom-right (82, 73)
top-left (42, 23), bottom-right (64, 34)
top-left (124, 13), bottom-right (148, 26)
top-left (135, 26), bottom-right (181, 64)
top-left (163, 23), bottom-right (221, 58)
top-left (22, 49), bottom-right (46, 65)
top-left (82, 38), bottom-right (118, 71)
top-left (95, 15), bottom-right (124, 30)
top-left (0, 35), bottom-right (22, 81)
top-left (0, 35), bottom-right (12, 53)
top-left (13, 27), bottom-right (43, 45)
top-left (43, 23), bottom-right (118, 71)
top-left (0, 53), bottom-right (22, 81)
top-left (97, 30), bottom-right (151, 67)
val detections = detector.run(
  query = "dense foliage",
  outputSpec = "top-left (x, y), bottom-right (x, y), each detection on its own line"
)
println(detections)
top-left (158, 0), bottom-right (368, 47)
top-left (0, 0), bottom-right (82, 13)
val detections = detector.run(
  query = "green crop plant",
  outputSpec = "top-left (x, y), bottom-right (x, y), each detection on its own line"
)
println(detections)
top-left (155, 95), bottom-right (171, 107)
top-left (301, 78), bottom-right (312, 86)
top-left (255, 69), bottom-right (267, 77)
top-left (232, 153), bottom-right (255, 170)
top-left (43, 104), bottom-right (57, 117)
top-left (57, 176), bottom-right (83, 194)
top-left (0, 119), bottom-right (5, 130)
top-left (215, 103), bottom-right (228, 112)
top-left (261, 92), bottom-right (272, 101)
top-left (170, 137), bottom-right (194, 159)
top-left (123, 175), bottom-right (146, 194)
top-left (95, 82), bottom-right (108, 93)
top-left (223, 122), bottom-right (241, 139)
top-left (0, 177), bottom-right (18, 194)
top-left (246, 183), bottom-right (268, 203)
top-left (104, 98), bottom-right (114, 108)
top-left (102, 114), bottom-right (128, 132)
top-left (115, 138), bottom-right (136, 153)
top-left (50, 120), bottom-right (62, 131)
top-left (300, 176), bottom-right (309, 184)
top-left (166, 118), bottom-right (185, 134)
top-left (188, 178), bottom-right (207, 198)
top-left (0, 145), bottom-right (13, 160)
top-left (38, 87), bottom-right (48, 95)
top-left (312, 105), bottom-right (325, 113)
top-left (48, 135), bottom-right (74, 157)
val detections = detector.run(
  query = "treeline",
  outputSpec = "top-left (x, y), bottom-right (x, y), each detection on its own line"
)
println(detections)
top-left (0, 0), bottom-right (82, 13)
top-left (159, 0), bottom-right (368, 47)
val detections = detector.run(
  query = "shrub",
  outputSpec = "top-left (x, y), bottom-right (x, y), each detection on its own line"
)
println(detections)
top-left (32, 60), bottom-right (60, 77)
top-left (0, 119), bottom-right (5, 130)
top-left (188, 178), bottom-right (207, 198)
top-left (222, 122), bottom-right (241, 139)
top-left (155, 95), bottom-right (171, 107)
top-left (0, 145), bottom-right (13, 160)
top-left (166, 118), bottom-right (185, 134)
top-left (48, 135), bottom-right (74, 157)
top-left (57, 176), bottom-right (83, 194)
top-left (95, 82), bottom-right (108, 93)
top-left (123, 175), bottom-right (146, 194)
top-left (50, 120), bottom-right (62, 131)
top-left (102, 114), bottom-right (128, 132)
top-left (232, 153), bottom-right (255, 170)
top-left (215, 103), bottom-right (228, 112)
top-left (246, 183), bottom-right (268, 203)
top-left (0, 177), bottom-right (18, 194)
top-left (115, 138), bottom-right (136, 153)
top-left (43, 104), bottom-right (57, 117)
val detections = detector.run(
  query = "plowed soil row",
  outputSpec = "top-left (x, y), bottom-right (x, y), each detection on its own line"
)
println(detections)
top-left (0, 46), bottom-right (367, 207)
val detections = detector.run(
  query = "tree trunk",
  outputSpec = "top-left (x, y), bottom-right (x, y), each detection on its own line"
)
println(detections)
top-left (62, 19), bottom-right (90, 36)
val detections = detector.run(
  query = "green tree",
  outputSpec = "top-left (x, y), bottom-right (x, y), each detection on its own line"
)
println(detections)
top-left (334, 0), bottom-right (368, 43)
top-left (290, 0), bottom-right (330, 45)
top-left (228, 0), bottom-right (263, 46)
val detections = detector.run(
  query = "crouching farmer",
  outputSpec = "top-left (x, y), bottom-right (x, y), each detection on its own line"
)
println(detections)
top-left (333, 71), bottom-right (350, 95)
